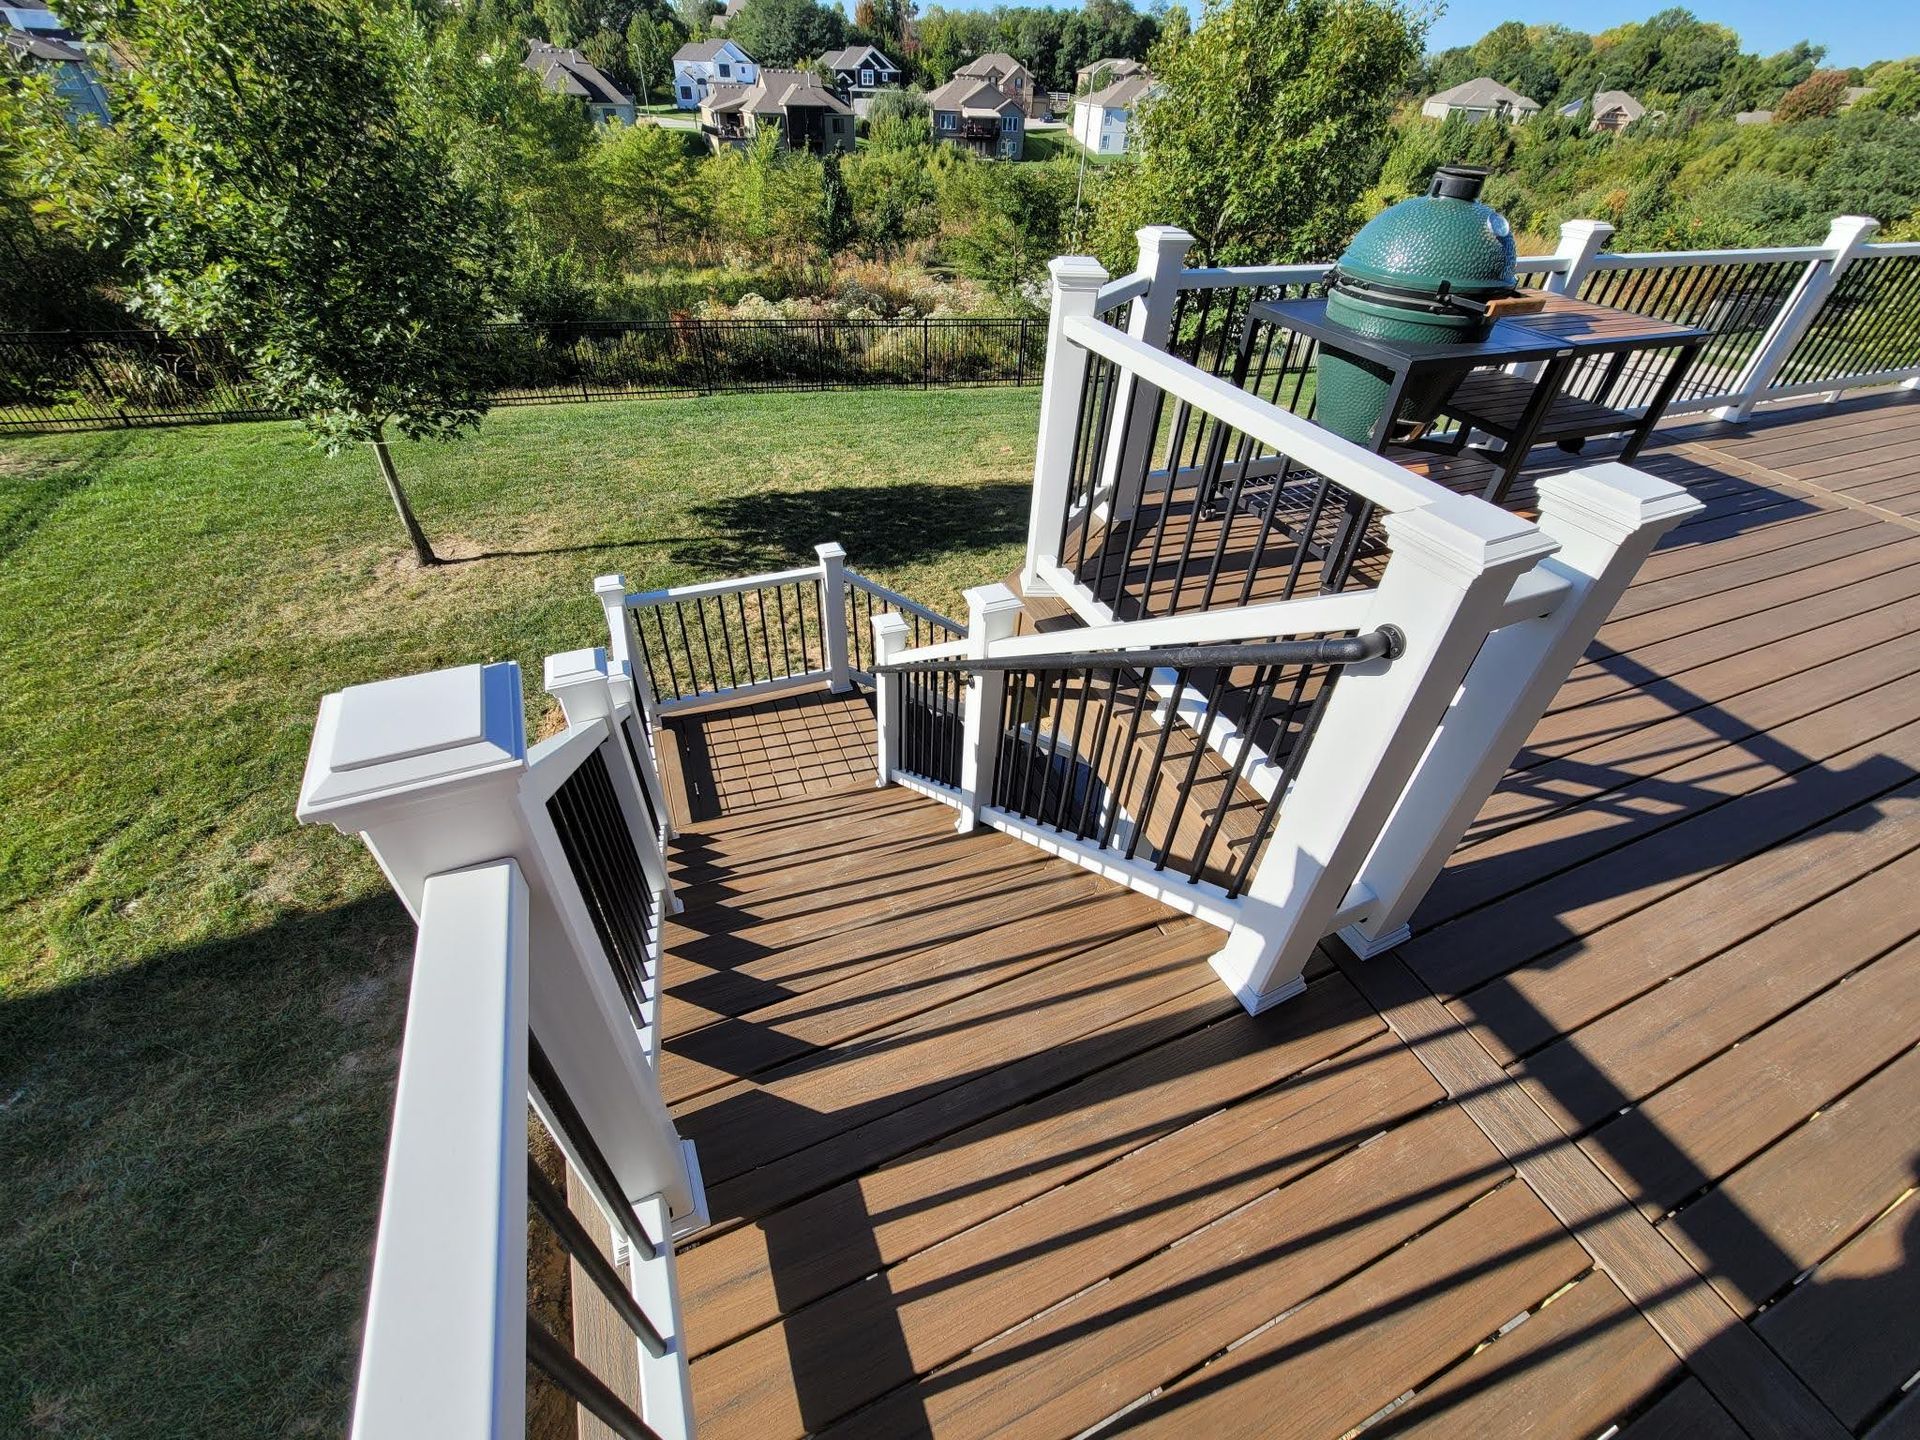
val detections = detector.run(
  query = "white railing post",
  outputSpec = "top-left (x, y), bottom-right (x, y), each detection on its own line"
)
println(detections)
top-left (1105, 226), bottom-right (1196, 523)
top-left (595, 573), bottom-right (660, 727)
top-left (1023, 255), bottom-right (1110, 596)
top-left (1716, 214), bottom-right (1880, 421)
top-left (1207, 498), bottom-right (1555, 1013)
top-left (953, 582), bottom-right (1025, 831)
top-left (1340, 463), bottom-right (1704, 958)
top-left (1543, 218), bottom-right (1615, 297)
top-left (350, 861), bottom-right (529, 1440)
top-left (544, 647), bottom-right (676, 909)
top-left (816, 542), bottom-right (852, 692)
top-left (297, 662), bottom-right (700, 1226)
top-left (871, 611), bottom-right (908, 785)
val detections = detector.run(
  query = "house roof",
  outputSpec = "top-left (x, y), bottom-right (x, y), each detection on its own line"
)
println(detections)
top-left (927, 75), bottom-right (1021, 114)
top-left (1078, 73), bottom-right (1156, 109)
top-left (955, 51), bottom-right (1028, 81)
top-left (1591, 89), bottom-right (1645, 120)
top-left (1076, 57), bottom-right (1144, 81)
top-left (525, 41), bottom-right (632, 107)
top-left (820, 45), bottom-right (896, 73)
top-left (674, 39), bottom-right (742, 63)
top-left (704, 69), bottom-right (850, 117)
top-left (2, 28), bottom-right (82, 62)
top-left (1427, 76), bottom-right (1539, 111)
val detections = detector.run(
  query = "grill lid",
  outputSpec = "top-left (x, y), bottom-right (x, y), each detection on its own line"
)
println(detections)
top-left (1331, 166), bottom-right (1517, 307)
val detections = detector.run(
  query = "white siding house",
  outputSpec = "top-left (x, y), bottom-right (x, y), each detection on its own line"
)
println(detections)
top-left (672, 39), bottom-right (757, 110)
top-left (1071, 73), bottom-right (1155, 155)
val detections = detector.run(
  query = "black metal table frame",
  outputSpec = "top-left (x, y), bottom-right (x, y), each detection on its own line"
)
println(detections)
top-left (1231, 297), bottom-right (1710, 506)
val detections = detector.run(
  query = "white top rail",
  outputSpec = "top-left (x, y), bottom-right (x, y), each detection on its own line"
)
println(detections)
top-left (626, 563), bottom-right (822, 608)
top-left (1175, 263), bottom-right (1330, 291)
top-left (1864, 241), bottom-right (1920, 258)
top-left (1589, 245), bottom-right (1828, 270)
top-left (1095, 272), bottom-right (1152, 310)
top-left (1061, 313), bottom-right (1455, 516)
top-left (351, 862), bottom-right (529, 1440)
top-left (1176, 255), bottom-right (1564, 292)
top-left (886, 590), bottom-right (1378, 670)
top-left (846, 569), bottom-right (965, 634)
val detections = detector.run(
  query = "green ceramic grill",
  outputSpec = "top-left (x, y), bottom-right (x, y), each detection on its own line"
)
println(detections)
top-left (1315, 166), bottom-right (1519, 445)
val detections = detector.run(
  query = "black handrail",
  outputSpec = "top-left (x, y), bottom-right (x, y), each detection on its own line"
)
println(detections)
top-left (875, 628), bottom-right (1403, 676)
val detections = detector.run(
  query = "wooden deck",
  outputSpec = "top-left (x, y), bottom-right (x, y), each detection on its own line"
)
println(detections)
top-left (651, 390), bottom-right (1920, 1440)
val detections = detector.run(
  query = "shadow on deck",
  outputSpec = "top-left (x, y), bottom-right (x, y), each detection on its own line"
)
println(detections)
top-left (648, 390), bottom-right (1920, 1440)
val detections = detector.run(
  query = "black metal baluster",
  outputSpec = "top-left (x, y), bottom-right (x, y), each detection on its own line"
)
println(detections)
top-left (1124, 669), bottom-right (1187, 862)
top-left (1152, 666), bottom-right (1233, 873)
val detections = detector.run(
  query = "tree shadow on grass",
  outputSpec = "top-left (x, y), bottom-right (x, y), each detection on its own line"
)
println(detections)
top-left (667, 483), bottom-right (1032, 574)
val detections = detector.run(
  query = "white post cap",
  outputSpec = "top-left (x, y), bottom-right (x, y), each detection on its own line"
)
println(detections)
top-left (298, 662), bottom-right (526, 829)
top-left (1049, 255), bottom-right (1110, 292)
top-left (1534, 463), bottom-right (1705, 541)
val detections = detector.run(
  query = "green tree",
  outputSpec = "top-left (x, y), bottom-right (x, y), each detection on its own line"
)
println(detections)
top-left (1775, 68), bottom-right (1852, 123)
top-left (1855, 60), bottom-right (1920, 118)
top-left (819, 151), bottom-right (855, 250)
top-left (1095, 0), bottom-right (1423, 267)
top-left (628, 11), bottom-right (687, 104)
top-left (727, 0), bottom-right (846, 65)
top-left (98, 0), bottom-right (510, 566)
top-left (589, 120), bottom-right (706, 249)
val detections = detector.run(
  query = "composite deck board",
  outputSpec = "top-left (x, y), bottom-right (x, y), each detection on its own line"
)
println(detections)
top-left (691, 1029), bottom-right (1431, 1439)
top-left (1114, 1181), bottom-right (1589, 1438)
top-left (1458, 619), bottom-right (1920, 846)
top-left (1577, 939), bottom-right (1920, 1217)
top-left (818, 1103), bottom-right (1505, 1440)
top-left (675, 975), bottom-right (1388, 1356)
top-left (1454, 783), bottom-right (1920, 1064)
top-left (1368, 1269), bottom-right (1679, 1439)
top-left (651, 395), bottom-right (1920, 1439)
top-left (1616, 1378), bottom-right (1752, 1440)
top-left (1660, 1043), bottom-right (1920, 1314)
top-left (1525, 876), bottom-right (1920, 1142)
top-left (1755, 1194), bottom-right (1920, 1431)
top-left (1402, 706), bottom-right (1920, 999)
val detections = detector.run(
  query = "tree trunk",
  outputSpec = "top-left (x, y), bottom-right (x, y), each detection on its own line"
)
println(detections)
top-left (370, 427), bottom-right (439, 567)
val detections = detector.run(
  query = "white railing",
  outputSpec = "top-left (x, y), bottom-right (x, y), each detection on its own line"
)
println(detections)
top-left (299, 652), bottom-right (703, 1440)
top-left (1095, 213), bottom-right (1917, 436)
top-left (897, 443), bottom-right (1703, 1011)
top-left (597, 544), bottom-right (962, 718)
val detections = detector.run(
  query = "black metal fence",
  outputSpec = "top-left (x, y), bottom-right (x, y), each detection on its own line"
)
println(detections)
top-left (0, 316), bottom-right (1047, 435)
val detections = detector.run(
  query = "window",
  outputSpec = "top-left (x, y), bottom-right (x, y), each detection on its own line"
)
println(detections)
top-left (938, 111), bottom-right (955, 130)
top-left (1002, 112), bottom-right (1017, 132)
top-left (679, 85), bottom-right (692, 99)
top-left (717, 62), bottom-right (730, 78)
top-left (860, 68), bottom-right (873, 86)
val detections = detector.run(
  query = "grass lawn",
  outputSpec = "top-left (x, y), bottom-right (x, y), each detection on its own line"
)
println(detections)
top-left (0, 386), bottom-right (1039, 1437)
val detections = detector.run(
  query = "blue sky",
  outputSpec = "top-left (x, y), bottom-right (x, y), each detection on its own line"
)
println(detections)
top-left (878, 0), bottom-right (1917, 71)
top-left (1420, 0), bottom-right (1919, 69)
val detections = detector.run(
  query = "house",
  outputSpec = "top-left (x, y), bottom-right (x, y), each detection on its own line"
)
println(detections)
top-left (1421, 76), bottom-right (1540, 124)
top-left (1072, 71), bottom-right (1157, 155)
top-left (927, 74), bottom-right (1026, 159)
top-left (710, 0), bottom-right (744, 30)
top-left (524, 40), bottom-right (635, 124)
top-left (672, 38), bottom-right (757, 110)
top-left (1, 6), bottom-right (110, 123)
top-left (698, 69), bottom-right (854, 154)
top-left (1558, 88), bottom-right (1646, 132)
top-left (818, 44), bottom-right (900, 105)
top-left (952, 51), bottom-right (1039, 118)
top-left (1075, 56), bottom-right (1144, 92)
